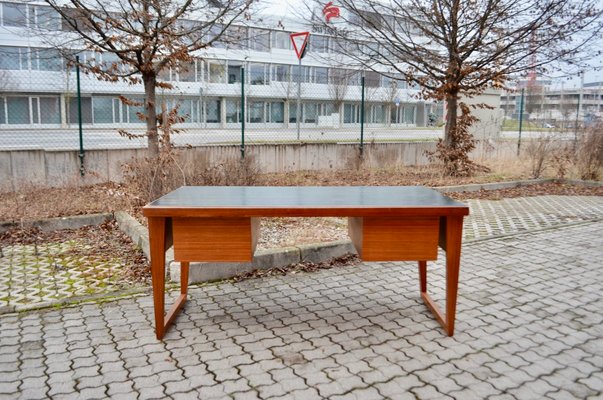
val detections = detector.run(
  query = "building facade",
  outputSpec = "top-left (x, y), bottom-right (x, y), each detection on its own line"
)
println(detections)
top-left (501, 82), bottom-right (603, 127)
top-left (0, 1), bottom-right (443, 137)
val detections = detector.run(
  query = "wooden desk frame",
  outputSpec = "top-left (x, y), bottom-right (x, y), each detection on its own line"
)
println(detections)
top-left (143, 187), bottom-right (468, 340)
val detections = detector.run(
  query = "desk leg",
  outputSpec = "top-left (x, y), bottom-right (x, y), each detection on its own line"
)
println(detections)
top-left (419, 216), bottom-right (463, 336)
top-left (149, 217), bottom-right (189, 340)
top-left (149, 217), bottom-right (167, 340)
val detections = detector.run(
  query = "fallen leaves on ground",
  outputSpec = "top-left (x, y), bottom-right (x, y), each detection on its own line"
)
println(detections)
top-left (0, 220), bottom-right (150, 284)
top-left (231, 254), bottom-right (360, 282)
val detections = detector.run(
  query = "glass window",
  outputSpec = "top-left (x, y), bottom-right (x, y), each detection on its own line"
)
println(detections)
top-left (270, 102), bottom-right (284, 123)
top-left (7, 97), bottom-right (30, 124)
top-left (289, 103), bottom-right (302, 123)
top-left (226, 26), bottom-right (248, 50)
top-left (3, 3), bottom-right (26, 27)
top-left (304, 103), bottom-right (317, 123)
top-left (249, 28), bottom-right (270, 52)
top-left (372, 104), bottom-right (386, 123)
top-left (177, 61), bottom-right (196, 82)
top-left (208, 61), bottom-right (226, 83)
top-left (39, 97), bottom-right (60, 124)
top-left (207, 24), bottom-right (226, 48)
top-left (271, 65), bottom-right (289, 82)
top-left (29, 5), bottom-right (61, 30)
top-left (314, 67), bottom-right (328, 84)
top-left (311, 35), bottom-right (328, 53)
top-left (69, 97), bottom-right (93, 124)
top-left (291, 65), bottom-right (310, 83)
top-left (93, 97), bottom-right (114, 123)
top-left (248, 101), bottom-right (264, 123)
top-left (0, 98), bottom-right (5, 124)
top-left (228, 62), bottom-right (242, 84)
top-left (249, 63), bottom-right (266, 85)
top-left (124, 98), bottom-right (144, 123)
top-left (271, 31), bottom-right (290, 50)
top-left (365, 71), bottom-right (381, 87)
top-left (206, 99), bottom-right (220, 123)
top-left (36, 48), bottom-right (63, 71)
top-left (32, 98), bottom-right (39, 123)
top-left (0, 46), bottom-right (23, 70)
top-left (176, 99), bottom-right (192, 123)
top-left (225, 100), bottom-right (241, 123)
top-left (344, 104), bottom-right (359, 123)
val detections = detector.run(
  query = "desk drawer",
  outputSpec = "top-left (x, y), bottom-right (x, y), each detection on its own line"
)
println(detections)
top-left (348, 216), bottom-right (439, 261)
top-left (172, 217), bottom-right (259, 262)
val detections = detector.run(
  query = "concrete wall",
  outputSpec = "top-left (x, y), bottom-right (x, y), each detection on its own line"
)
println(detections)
top-left (0, 140), bottom-right (518, 192)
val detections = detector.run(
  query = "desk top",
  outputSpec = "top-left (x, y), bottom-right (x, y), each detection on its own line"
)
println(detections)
top-left (142, 186), bottom-right (469, 218)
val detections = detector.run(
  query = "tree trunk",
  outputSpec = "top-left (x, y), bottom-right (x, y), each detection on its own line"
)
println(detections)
top-left (143, 74), bottom-right (159, 158)
top-left (444, 94), bottom-right (458, 147)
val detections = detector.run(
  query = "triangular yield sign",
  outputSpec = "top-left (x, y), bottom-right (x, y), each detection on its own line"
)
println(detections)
top-left (290, 32), bottom-right (310, 60)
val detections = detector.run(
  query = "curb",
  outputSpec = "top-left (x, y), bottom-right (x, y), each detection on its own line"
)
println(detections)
top-left (434, 178), bottom-right (554, 193)
top-left (0, 213), bottom-right (113, 234)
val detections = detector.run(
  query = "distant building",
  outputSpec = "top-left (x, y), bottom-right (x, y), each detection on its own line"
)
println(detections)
top-left (0, 0), bottom-right (447, 136)
top-left (501, 80), bottom-right (603, 127)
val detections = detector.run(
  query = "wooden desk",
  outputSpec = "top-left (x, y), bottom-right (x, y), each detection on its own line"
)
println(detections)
top-left (142, 186), bottom-right (469, 340)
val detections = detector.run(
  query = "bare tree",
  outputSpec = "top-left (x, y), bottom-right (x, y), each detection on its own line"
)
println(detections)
top-left (315, 0), bottom-right (602, 175)
top-left (328, 68), bottom-right (351, 125)
top-left (44, 0), bottom-right (252, 158)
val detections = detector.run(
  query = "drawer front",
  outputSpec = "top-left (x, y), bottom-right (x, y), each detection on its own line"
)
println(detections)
top-left (172, 217), bottom-right (258, 262)
top-left (349, 216), bottom-right (439, 261)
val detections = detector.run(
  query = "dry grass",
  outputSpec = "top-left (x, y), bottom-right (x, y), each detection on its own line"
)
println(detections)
top-left (1, 155), bottom-right (600, 226)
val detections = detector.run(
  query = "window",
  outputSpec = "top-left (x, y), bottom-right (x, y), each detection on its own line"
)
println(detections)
top-left (271, 31), bottom-right (291, 50)
top-left (249, 63), bottom-right (266, 85)
top-left (69, 97), bottom-right (93, 124)
top-left (226, 26), bottom-right (248, 50)
top-left (344, 104), bottom-right (360, 123)
top-left (34, 48), bottom-right (63, 71)
top-left (177, 61), bottom-right (196, 82)
top-left (365, 71), bottom-right (381, 87)
top-left (371, 104), bottom-right (386, 123)
top-left (206, 99), bottom-right (221, 123)
top-left (6, 97), bottom-right (29, 124)
top-left (311, 36), bottom-right (328, 53)
top-left (248, 101), bottom-right (264, 123)
top-left (93, 97), bottom-right (114, 123)
top-left (2, 2), bottom-right (26, 27)
top-left (271, 65), bottom-right (290, 82)
top-left (269, 102), bottom-right (284, 123)
top-left (177, 99), bottom-right (193, 123)
top-left (304, 103), bottom-right (318, 123)
top-left (39, 97), bottom-right (60, 124)
top-left (208, 61), bottom-right (226, 83)
top-left (0, 46), bottom-right (26, 70)
top-left (249, 28), bottom-right (270, 52)
top-left (28, 5), bottom-right (61, 30)
top-left (0, 98), bottom-right (5, 124)
top-left (289, 103), bottom-right (302, 123)
top-left (228, 62), bottom-right (242, 84)
top-left (314, 67), bottom-right (328, 84)
top-left (225, 100), bottom-right (241, 123)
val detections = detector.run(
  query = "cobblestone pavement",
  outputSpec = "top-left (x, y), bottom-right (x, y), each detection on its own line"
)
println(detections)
top-left (1, 195), bottom-right (601, 312)
top-left (1, 217), bottom-right (602, 399)
top-left (463, 195), bottom-right (603, 240)
top-left (0, 239), bottom-right (143, 312)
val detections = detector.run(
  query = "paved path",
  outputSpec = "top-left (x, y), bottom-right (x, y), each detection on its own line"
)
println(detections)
top-left (1, 205), bottom-right (602, 398)
top-left (2, 195), bottom-right (602, 311)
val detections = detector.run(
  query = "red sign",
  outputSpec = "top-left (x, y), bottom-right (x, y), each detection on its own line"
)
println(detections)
top-left (323, 2), bottom-right (340, 23)
top-left (290, 32), bottom-right (310, 60)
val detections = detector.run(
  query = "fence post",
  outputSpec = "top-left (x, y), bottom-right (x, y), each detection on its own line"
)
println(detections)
top-left (240, 67), bottom-right (245, 159)
top-left (76, 55), bottom-right (85, 176)
top-left (360, 76), bottom-right (365, 156)
top-left (517, 88), bottom-right (524, 156)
